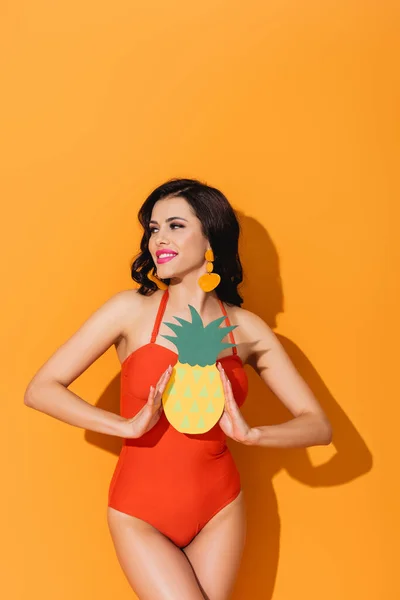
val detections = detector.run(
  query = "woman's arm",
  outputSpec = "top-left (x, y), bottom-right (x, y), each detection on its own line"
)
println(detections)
top-left (25, 381), bottom-right (128, 437)
top-left (248, 413), bottom-right (331, 448)
top-left (24, 290), bottom-right (136, 437)
top-left (241, 310), bottom-right (332, 448)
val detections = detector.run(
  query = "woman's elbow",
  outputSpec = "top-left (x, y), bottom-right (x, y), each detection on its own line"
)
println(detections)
top-left (320, 416), bottom-right (333, 445)
top-left (24, 383), bottom-right (42, 408)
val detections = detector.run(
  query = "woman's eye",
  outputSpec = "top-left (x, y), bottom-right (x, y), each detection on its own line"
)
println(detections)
top-left (149, 223), bottom-right (183, 234)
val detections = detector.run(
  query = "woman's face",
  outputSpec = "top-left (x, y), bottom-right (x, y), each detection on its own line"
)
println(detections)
top-left (148, 196), bottom-right (208, 281)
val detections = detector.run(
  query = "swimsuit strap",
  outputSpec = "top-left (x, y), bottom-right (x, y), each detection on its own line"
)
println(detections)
top-left (151, 288), bottom-right (237, 356)
top-left (217, 298), bottom-right (238, 355)
top-left (150, 288), bottom-right (170, 343)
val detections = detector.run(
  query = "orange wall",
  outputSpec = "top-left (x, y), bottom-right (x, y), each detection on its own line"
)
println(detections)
top-left (2, 1), bottom-right (398, 598)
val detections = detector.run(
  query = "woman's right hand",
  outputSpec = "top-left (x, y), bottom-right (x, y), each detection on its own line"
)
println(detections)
top-left (122, 364), bottom-right (173, 439)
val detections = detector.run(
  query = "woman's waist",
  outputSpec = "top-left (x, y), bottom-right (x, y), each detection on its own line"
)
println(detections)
top-left (123, 417), bottom-right (227, 449)
top-left (115, 444), bottom-right (240, 490)
top-left (121, 436), bottom-right (234, 467)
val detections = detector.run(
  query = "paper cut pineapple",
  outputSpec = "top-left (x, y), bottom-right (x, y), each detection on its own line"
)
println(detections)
top-left (161, 305), bottom-right (238, 434)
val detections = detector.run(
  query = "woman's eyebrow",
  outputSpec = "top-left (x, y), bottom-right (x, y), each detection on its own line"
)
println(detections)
top-left (149, 216), bottom-right (188, 224)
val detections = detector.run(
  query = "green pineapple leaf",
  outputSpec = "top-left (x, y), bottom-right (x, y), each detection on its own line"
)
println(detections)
top-left (172, 316), bottom-right (192, 326)
top-left (204, 315), bottom-right (229, 329)
top-left (161, 303), bottom-right (238, 366)
top-left (162, 321), bottom-right (185, 335)
top-left (188, 305), bottom-right (204, 328)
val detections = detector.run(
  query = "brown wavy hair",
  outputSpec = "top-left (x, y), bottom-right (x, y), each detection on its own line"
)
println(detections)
top-left (130, 177), bottom-right (244, 306)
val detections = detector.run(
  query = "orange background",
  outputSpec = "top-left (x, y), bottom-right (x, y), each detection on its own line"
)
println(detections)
top-left (1, 1), bottom-right (398, 599)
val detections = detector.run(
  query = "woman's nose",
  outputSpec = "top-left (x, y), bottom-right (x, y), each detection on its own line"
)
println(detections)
top-left (155, 237), bottom-right (170, 247)
top-left (155, 231), bottom-right (170, 245)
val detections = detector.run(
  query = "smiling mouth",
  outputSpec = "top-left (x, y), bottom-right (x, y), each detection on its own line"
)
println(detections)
top-left (157, 252), bottom-right (178, 264)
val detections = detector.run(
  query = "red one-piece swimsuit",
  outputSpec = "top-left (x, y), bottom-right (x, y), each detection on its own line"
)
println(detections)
top-left (108, 288), bottom-right (249, 548)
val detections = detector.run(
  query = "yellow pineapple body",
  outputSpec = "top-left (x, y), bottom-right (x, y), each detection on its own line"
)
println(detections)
top-left (162, 361), bottom-right (225, 433)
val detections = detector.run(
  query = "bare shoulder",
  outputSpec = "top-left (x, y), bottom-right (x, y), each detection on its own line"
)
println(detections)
top-left (117, 288), bottom-right (164, 335)
top-left (226, 304), bottom-right (278, 368)
top-left (230, 305), bottom-right (273, 332)
top-left (226, 303), bottom-right (274, 335)
top-left (24, 288), bottom-right (153, 392)
top-left (93, 288), bottom-right (144, 341)
top-left (114, 288), bottom-right (145, 333)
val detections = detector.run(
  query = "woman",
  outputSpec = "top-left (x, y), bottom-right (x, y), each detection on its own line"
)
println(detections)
top-left (24, 178), bottom-right (332, 600)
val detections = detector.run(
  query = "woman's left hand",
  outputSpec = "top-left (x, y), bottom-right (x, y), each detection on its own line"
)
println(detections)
top-left (217, 363), bottom-right (259, 445)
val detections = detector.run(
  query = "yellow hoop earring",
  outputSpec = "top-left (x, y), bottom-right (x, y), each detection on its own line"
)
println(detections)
top-left (148, 266), bottom-right (168, 290)
top-left (197, 248), bottom-right (221, 292)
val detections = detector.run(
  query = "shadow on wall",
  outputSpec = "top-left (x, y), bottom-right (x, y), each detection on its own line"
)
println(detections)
top-left (84, 210), bottom-right (373, 600)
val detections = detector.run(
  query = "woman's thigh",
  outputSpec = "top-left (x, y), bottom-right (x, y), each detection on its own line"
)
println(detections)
top-left (181, 490), bottom-right (247, 600)
top-left (107, 506), bottom-right (206, 600)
